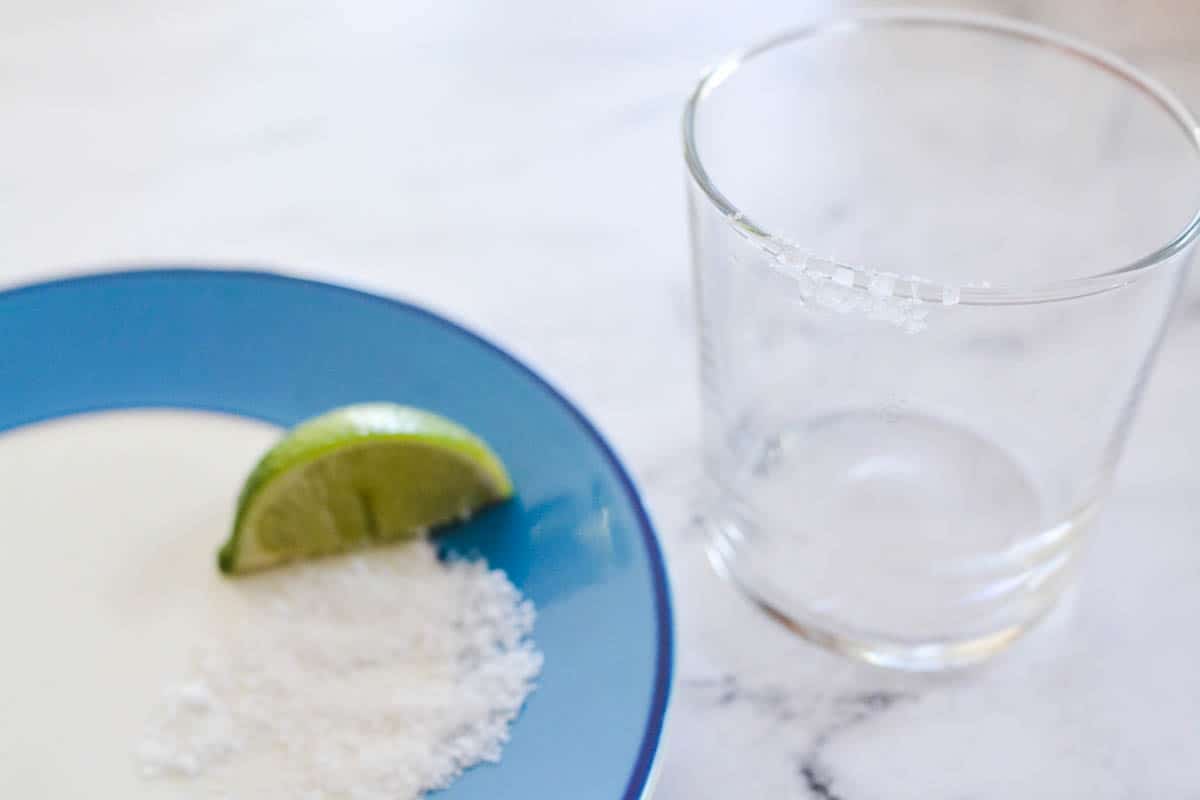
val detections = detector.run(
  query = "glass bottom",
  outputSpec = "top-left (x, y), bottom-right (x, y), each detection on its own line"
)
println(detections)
top-left (707, 529), bottom-right (1070, 670)
top-left (705, 410), bottom-right (1094, 670)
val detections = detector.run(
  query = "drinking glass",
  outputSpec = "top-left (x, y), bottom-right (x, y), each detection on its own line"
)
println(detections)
top-left (684, 11), bottom-right (1200, 670)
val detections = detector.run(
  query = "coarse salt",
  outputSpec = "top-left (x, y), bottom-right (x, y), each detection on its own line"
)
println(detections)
top-left (136, 539), bottom-right (542, 799)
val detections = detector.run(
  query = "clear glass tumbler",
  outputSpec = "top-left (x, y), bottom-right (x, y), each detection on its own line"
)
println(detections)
top-left (685, 12), bottom-right (1200, 670)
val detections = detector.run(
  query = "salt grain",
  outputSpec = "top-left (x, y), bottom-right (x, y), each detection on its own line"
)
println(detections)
top-left (832, 265), bottom-right (856, 287)
top-left (866, 273), bottom-right (895, 298)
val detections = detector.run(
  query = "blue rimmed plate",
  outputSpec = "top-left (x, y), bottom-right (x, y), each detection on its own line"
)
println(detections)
top-left (0, 269), bottom-right (672, 799)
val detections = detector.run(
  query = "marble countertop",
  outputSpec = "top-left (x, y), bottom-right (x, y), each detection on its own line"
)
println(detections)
top-left (3, 1), bottom-right (1199, 796)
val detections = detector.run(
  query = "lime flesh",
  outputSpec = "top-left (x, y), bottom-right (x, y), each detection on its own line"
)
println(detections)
top-left (218, 404), bottom-right (513, 574)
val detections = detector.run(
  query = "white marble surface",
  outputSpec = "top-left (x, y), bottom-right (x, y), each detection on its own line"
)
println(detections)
top-left (3, 1), bottom-right (1200, 797)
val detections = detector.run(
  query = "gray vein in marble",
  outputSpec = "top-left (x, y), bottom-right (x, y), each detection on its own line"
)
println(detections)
top-left (797, 691), bottom-right (915, 800)
top-left (681, 674), bottom-right (919, 800)
top-left (682, 674), bottom-right (819, 724)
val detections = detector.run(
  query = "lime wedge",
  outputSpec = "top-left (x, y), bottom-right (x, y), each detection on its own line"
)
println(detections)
top-left (218, 403), bottom-right (513, 574)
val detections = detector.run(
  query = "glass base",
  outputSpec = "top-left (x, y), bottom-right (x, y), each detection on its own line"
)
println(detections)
top-left (704, 411), bottom-right (1091, 671)
top-left (706, 527), bottom-right (1062, 671)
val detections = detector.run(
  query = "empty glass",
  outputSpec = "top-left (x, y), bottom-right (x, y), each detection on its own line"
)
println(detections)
top-left (685, 12), bottom-right (1200, 670)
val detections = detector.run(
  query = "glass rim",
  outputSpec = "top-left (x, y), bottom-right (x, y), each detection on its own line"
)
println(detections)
top-left (682, 10), bottom-right (1200, 304)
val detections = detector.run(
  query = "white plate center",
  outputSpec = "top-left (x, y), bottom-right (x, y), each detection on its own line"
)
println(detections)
top-left (0, 409), bottom-right (280, 796)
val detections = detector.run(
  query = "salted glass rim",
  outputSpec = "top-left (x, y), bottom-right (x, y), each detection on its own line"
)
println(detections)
top-left (682, 10), bottom-right (1200, 304)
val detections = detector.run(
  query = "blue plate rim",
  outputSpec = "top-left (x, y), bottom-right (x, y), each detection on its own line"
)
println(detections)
top-left (0, 266), bottom-right (674, 799)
